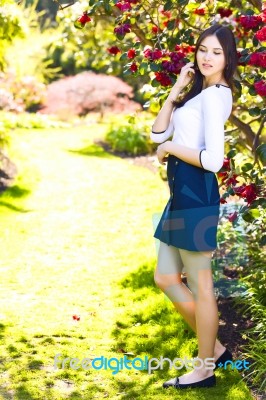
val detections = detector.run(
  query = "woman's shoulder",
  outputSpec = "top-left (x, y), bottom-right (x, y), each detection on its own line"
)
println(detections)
top-left (202, 84), bottom-right (231, 94)
top-left (201, 84), bottom-right (232, 103)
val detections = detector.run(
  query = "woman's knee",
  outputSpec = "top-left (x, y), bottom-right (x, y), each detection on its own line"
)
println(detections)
top-left (154, 270), bottom-right (182, 290)
top-left (187, 276), bottom-right (215, 300)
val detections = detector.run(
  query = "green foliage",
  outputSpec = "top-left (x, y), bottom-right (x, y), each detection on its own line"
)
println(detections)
top-left (0, 123), bottom-right (9, 148)
top-left (233, 226), bottom-right (266, 393)
top-left (0, 0), bottom-right (26, 69)
top-left (0, 111), bottom-right (69, 129)
top-left (105, 117), bottom-right (156, 156)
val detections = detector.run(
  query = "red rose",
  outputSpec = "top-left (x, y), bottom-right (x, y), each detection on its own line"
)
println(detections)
top-left (220, 198), bottom-right (227, 204)
top-left (74, 12), bottom-right (91, 28)
top-left (227, 174), bottom-right (239, 186)
top-left (115, 2), bottom-right (131, 12)
top-left (175, 44), bottom-right (195, 54)
top-left (155, 72), bottom-right (172, 86)
top-left (217, 8), bottom-right (233, 18)
top-left (239, 15), bottom-right (262, 30)
top-left (194, 8), bottom-right (206, 15)
top-left (114, 23), bottom-right (131, 37)
top-left (242, 184), bottom-right (258, 205)
top-left (160, 10), bottom-right (171, 18)
top-left (151, 26), bottom-right (159, 34)
top-left (248, 51), bottom-right (266, 68)
top-left (127, 49), bottom-right (136, 59)
top-left (233, 184), bottom-right (258, 205)
top-left (143, 48), bottom-right (163, 60)
top-left (222, 157), bottom-right (231, 170)
top-left (233, 184), bottom-right (247, 196)
top-left (130, 62), bottom-right (138, 72)
top-left (228, 211), bottom-right (238, 222)
top-left (79, 13), bottom-right (91, 24)
top-left (254, 80), bottom-right (266, 96)
top-left (107, 46), bottom-right (121, 55)
top-left (255, 26), bottom-right (266, 41)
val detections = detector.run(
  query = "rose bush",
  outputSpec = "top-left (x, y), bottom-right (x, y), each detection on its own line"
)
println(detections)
top-left (71, 0), bottom-right (265, 230)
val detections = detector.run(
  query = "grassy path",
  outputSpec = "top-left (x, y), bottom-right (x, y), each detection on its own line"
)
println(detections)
top-left (0, 125), bottom-right (254, 399)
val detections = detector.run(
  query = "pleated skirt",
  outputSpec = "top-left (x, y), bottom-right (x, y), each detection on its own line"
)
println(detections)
top-left (153, 154), bottom-right (221, 252)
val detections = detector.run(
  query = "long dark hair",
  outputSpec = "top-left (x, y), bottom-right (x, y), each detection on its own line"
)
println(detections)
top-left (174, 24), bottom-right (238, 108)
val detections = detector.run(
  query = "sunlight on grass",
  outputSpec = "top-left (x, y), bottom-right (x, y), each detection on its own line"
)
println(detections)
top-left (0, 124), bottom-right (255, 399)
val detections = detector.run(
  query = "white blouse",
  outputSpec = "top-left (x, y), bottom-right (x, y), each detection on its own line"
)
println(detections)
top-left (150, 84), bottom-right (233, 173)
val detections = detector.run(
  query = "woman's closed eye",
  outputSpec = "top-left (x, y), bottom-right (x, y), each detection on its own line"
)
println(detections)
top-left (199, 48), bottom-right (222, 55)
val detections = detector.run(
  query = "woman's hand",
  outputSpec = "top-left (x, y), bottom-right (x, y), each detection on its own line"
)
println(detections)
top-left (157, 142), bottom-right (169, 165)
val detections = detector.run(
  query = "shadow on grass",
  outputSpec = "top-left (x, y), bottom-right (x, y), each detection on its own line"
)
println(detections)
top-left (0, 201), bottom-right (31, 213)
top-left (0, 185), bottom-right (32, 213)
top-left (2, 185), bottom-right (31, 199)
top-left (68, 143), bottom-right (115, 159)
top-left (14, 385), bottom-right (36, 400)
top-left (120, 264), bottom-right (156, 291)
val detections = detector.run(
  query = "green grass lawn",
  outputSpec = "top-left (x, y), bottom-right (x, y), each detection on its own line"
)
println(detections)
top-left (0, 124), bottom-right (255, 399)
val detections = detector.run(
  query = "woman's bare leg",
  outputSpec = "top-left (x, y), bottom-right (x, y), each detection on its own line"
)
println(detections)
top-left (154, 242), bottom-right (226, 371)
top-left (175, 248), bottom-right (218, 383)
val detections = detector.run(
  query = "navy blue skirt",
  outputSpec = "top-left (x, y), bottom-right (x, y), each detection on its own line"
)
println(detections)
top-left (154, 154), bottom-right (220, 252)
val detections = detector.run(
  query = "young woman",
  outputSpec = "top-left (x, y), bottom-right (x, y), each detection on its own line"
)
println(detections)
top-left (151, 24), bottom-right (238, 389)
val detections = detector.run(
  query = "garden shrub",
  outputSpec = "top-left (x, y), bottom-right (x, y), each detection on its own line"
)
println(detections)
top-left (104, 118), bottom-right (156, 156)
top-left (0, 70), bottom-right (47, 112)
top-left (39, 71), bottom-right (141, 117)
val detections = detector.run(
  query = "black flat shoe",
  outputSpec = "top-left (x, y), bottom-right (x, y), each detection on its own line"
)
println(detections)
top-left (163, 374), bottom-right (216, 389)
top-left (214, 349), bottom-right (233, 370)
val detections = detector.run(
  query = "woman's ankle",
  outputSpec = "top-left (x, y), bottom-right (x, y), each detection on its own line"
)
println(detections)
top-left (214, 341), bottom-right (226, 357)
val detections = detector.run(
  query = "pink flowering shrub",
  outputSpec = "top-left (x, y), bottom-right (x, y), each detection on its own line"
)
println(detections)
top-left (40, 71), bottom-right (140, 116)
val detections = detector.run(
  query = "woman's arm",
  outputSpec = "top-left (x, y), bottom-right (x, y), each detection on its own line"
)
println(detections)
top-left (157, 88), bottom-right (230, 172)
top-left (199, 88), bottom-right (228, 173)
top-left (150, 61), bottom-right (196, 143)
top-left (157, 141), bottom-right (202, 167)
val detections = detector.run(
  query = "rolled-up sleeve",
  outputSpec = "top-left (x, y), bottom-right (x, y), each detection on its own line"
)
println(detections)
top-left (150, 113), bottom-right (174, 143)
top-left (200, 89), bottom-right (227, 173)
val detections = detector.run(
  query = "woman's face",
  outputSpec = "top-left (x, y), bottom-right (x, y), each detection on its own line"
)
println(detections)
top-left (196, 35), bottom-right (227, 82)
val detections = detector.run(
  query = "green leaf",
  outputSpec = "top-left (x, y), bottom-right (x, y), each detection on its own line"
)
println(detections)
top-left (249, 198), bottom-right (266, 208)
top-left (234, 80), bottom-right (242, 94)
top-left (151, 78), bottom-right (160, 87)
top-left (150, 62), bottom-right (161, 72)
top-left (245, 9), bottom-right (255, 15)
top-left (241, 163), bottom-right (253, 172)
top-left (240, 48), bottom-right (249, 55)
top-left (261, 108), bottom-right (266, 115)
top-left (239, 54), bottom-right (250, 63)
top-left (242, 209), bottom-right (259, 223)
top-left (256, 143), bottom-right (266, 164)
top-left (139, 62), bottom-right (148, 74)
top-left (248, 86), bottom-right (258, 96)
top-left (253, 37), bottom-right (259, 47)
top-left (120, 52), bottom-right (128, 61)
top-left (123, 69), bottom-right (132, 76)
top-left (227, 149), bottom-right (237, 158)
top-left (167, 20), bottom-right (176, 30)
top-left (249, 107), bottom-right (261, 116)
top-left (164, 1), bottom-right (172, 11)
